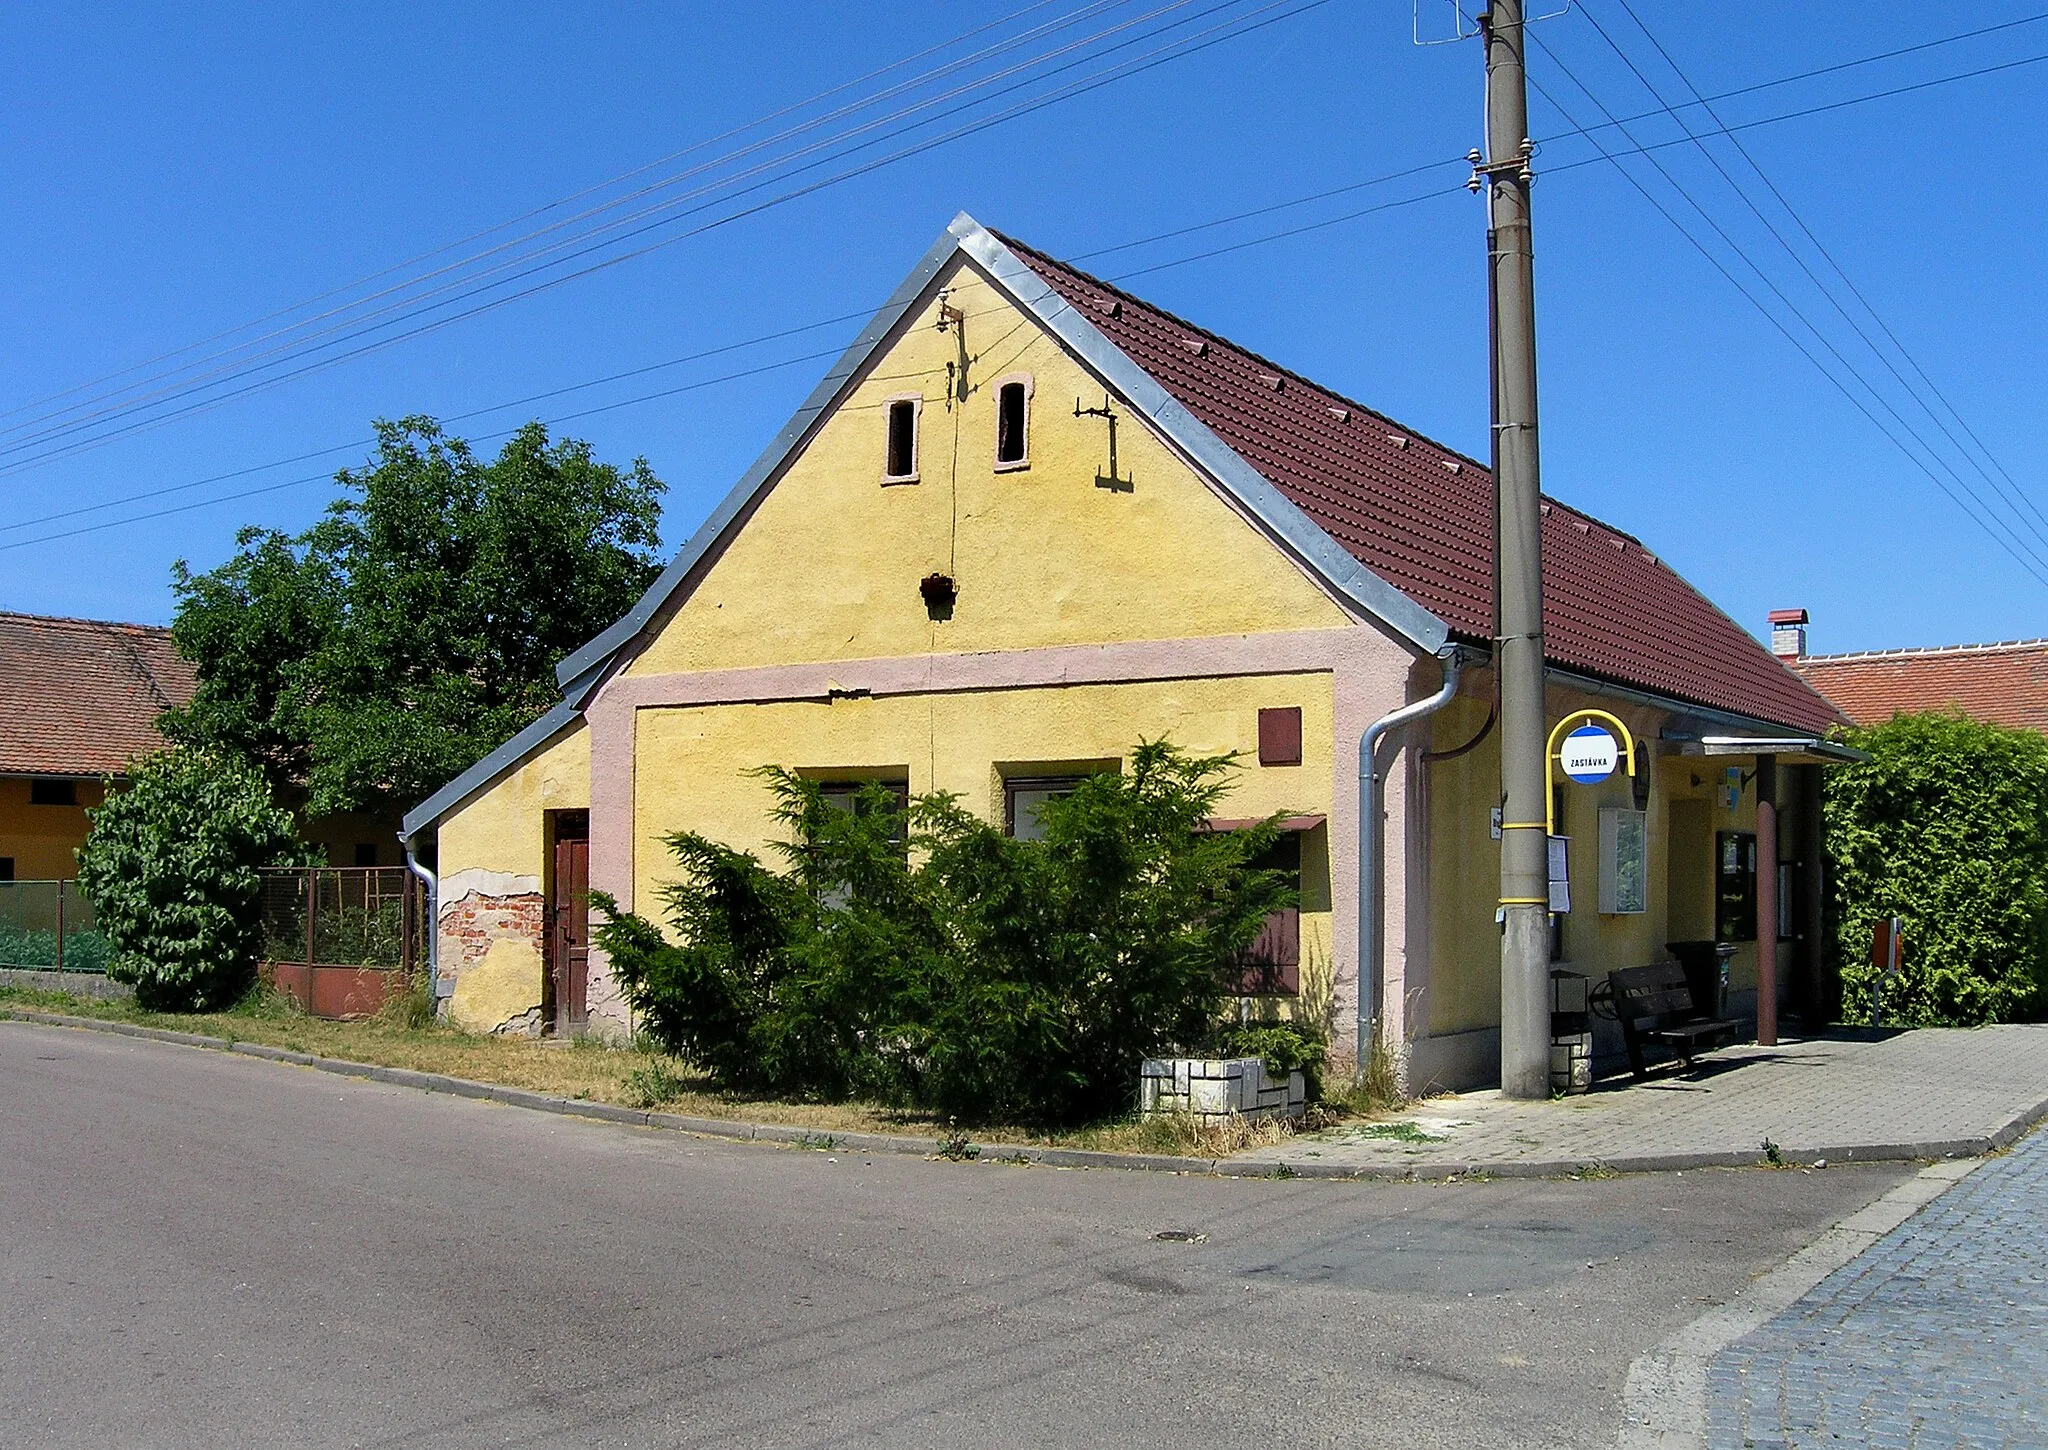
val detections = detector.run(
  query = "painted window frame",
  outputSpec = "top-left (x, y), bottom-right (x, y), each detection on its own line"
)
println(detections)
top-left (992, 371), bottom-right (1033, 472)
top-left (1715, 829), bottom-right (1759, 943)
top-left (816, 778), bottom-right (912, 819)
top-left (882, 393), bottom-right (923, 485)
top-left (1002, 774), bottom-right (1088, 840)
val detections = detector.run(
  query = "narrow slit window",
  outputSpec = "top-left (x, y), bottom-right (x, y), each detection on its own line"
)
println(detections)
top-left (884, 397), bottom-right (919, 482)
top-left (995, 378), bottom-right (1029, 467)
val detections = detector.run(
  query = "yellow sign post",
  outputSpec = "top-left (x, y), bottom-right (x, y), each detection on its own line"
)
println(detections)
top-left (1543, 708), bottom-right (1640, 835)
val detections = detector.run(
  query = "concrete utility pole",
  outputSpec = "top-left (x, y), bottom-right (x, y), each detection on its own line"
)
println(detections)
top-left (1480, 0), bottom-right (1552, 1099)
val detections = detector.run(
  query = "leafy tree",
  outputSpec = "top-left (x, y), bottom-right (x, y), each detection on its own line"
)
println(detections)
top-left (1826, 712), bottom-right (2048, 1026)
top-left (76, 748), bottom-right (309, 1011)
top-left (594, 741), bottom-right (1296, 1125)
top-left (163, 417), bottom-right (664, 815)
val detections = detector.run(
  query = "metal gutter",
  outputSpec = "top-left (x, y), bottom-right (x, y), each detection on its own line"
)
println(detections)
top-left (400, 839), bottom-right (442, 999)
top-left (1545, 665), bottom-right (1844, 743)
top-left (1698, 735), bottom-right (1868, 764)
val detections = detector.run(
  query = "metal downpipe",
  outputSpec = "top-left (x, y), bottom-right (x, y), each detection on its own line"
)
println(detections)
top-left (1357, 647), bottom-right (1465, 1084)
top-left (401, 834), bottom-right (440, 1000)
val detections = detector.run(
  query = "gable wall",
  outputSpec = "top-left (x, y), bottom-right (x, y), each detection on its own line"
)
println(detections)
top-left (622, 256), bottom-right (1351, 678)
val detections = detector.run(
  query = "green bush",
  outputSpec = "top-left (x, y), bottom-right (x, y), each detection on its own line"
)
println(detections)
top-left (1826, 712), bottom-right (2048, 1026)
top-left (1210, 1019), bottom-right (1327, 1101)
top-left (76, 748), bottom-right (309, 1011)
top-left (594, 741), bottom-right (1296, 1126)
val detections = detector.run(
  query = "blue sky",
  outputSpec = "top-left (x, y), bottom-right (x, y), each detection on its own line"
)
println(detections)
top-left (3, 1), bottom-right (2042, 655)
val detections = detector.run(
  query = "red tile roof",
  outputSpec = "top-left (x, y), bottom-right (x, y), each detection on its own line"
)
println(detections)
top-left (0, 612), bottom-right (196, 777)
top-left (1794, 639), bottom-right (2048, 732)
top-left (1002, 236), bottom-right (1844, 735)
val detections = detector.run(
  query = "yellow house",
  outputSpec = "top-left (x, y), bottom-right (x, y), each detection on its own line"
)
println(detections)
top-left (403, 215), bottom-right (1851, 1087)
top-left (0, 611), bottom-right (199, 882)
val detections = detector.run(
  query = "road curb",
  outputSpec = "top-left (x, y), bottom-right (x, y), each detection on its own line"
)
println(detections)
top-left (1615, 1156), bottom-right (1987, 1449)
top-left (1, 1008), bottom-right (1235, 1173)
top-left (4, 1007), bottom-right (2036, 1181)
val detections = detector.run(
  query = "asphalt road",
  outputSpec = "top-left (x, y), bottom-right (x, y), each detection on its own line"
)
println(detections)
top-left (1, 1020), bottom-right (1910, 1450)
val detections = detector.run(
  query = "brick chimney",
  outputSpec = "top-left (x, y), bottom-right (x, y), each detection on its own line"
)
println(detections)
top-left (1768, 608), bottom-right (1808, 661)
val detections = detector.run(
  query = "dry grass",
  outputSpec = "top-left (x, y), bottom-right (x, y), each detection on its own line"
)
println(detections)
top-left (0, 983), bottom-right (1392, 1158)
top-left (0, 985), bottom-right (1214, 1151)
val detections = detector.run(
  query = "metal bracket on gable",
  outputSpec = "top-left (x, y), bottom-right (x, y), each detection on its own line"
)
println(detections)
top-left (1075, 394), bottom-right (1132, 493)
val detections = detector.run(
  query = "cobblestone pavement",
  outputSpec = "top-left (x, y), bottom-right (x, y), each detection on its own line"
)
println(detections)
top-left (1253, 1025), bottom-right (2048, 1175)
top-left (1703, 1125), bottom-right (2047, 1448)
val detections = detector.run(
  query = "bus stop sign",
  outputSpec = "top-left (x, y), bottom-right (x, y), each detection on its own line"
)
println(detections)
top-left (1560, 724), bottom-right (1619, 784)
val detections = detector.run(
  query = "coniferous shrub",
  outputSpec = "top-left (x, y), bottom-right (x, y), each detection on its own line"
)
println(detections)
top-left (594, 741), bottom-right (1295, 1125)
top-left (1825, 712), bottom-right (2048, 1026)
top-left (76, 747), bottom-right (308, 1011)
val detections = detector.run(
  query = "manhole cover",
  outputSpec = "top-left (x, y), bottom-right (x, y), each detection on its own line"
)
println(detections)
top-left (1154, 1229), bottom-right (1208, 1243)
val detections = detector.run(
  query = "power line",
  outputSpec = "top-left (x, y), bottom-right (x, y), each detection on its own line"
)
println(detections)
top-left (0, 347), bottom-right (852, 555)
top-left (1569, 3), bottom-right (2048, 569)
top-left (1523, 37), bottom-right (2048, 590)
top-left (6, 3), bottom-right (2030, 480)
top-left (0, 0), bottom-right (1281, 469)
top-left (14, 22), bottom-right (2048, 551)
top-left (0, 307), bottom-right (887, 536)
top-left (3, 179), bottom-right (1485, 552)
top-left (0, 0), bottom-right (1122, 437)
top-left (1603, 0), bottom-right (2048, 541)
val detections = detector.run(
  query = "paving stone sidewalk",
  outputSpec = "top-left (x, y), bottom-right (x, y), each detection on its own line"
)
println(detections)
top-left (1256, 1025), bottom-right (2048, 1176)
top-left (1703, 1120), bottom-right (2048, 1448)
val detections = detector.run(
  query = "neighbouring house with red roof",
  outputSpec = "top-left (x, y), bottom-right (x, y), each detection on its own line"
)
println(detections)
top-left (0, 611), bottom-right (198, 881)
top-left (401, 215), bottom-right (1852, 1085)
top-left (1770, 610), bottom-right (2048, 733)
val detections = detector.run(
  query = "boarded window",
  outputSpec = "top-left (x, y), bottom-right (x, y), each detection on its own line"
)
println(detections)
top-left (885, 398), bottom-right (918, 480)
top-left (996, 379), bottom-right (1028, 466)
top-left (1257, 707), bottom-right (1302, 767)
top-left (1234, 832), bottom-right (1302, 995)
top-left (29, 778), bottom-right (76, 806)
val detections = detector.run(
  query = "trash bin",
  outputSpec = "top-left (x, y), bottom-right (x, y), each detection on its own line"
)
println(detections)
top-left (1666, 940), bottom-right (1736, 1018)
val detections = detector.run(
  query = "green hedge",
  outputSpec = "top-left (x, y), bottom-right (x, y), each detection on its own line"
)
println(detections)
top-left (1825, 712), bottom-right (2048, 1026)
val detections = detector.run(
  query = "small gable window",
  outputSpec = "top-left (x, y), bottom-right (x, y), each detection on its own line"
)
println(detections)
top-left (994, 374), bottom-right (1031, 470)
top-left (884, 395), bottom-right (920, 483)
top-left (30, 778), bottom-right (76, 806)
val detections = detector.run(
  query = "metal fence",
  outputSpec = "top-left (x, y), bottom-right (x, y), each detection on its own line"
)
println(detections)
top-left (259, 866), bottom-right (422, 974)
top-left (0, 880), bottom-right (110, 973)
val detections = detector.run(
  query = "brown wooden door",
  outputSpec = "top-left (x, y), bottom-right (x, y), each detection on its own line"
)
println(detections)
top-left (549, 813), bottom-right (590, 1034)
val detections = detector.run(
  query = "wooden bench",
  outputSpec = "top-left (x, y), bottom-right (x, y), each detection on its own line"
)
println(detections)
top-left (1607, 962), bottom-right (1744, 1080)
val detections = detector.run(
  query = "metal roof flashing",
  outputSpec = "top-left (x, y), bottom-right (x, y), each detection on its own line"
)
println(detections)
top-left (553, 218), bottom-right (979, 690)
top-left (400, 698), bottom-right (583, 842)
top-left (954, 223), bottom-right (1448, 655)
top-left (552, 213), bottom-right (1446, 696)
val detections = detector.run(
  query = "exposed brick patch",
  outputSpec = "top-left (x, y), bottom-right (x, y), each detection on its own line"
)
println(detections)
top-left (437, 892), bottom-right (543, 994)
